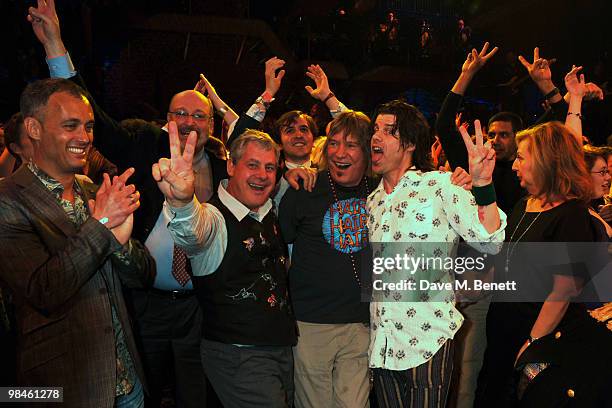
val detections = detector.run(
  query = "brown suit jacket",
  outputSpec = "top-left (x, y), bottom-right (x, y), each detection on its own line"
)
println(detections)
top-left (0, 166), bottom-right (155, 407)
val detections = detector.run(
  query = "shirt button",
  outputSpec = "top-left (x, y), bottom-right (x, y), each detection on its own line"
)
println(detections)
top-left (554, 331), bottom-right (562, 339)
top-left (566, 389), bottom-right (575, 398)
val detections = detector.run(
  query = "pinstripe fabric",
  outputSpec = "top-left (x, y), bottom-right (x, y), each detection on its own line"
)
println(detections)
top-left (373, 339), bottom-right (454, 408)
top-left (0, 166), bottom-right (154, 407)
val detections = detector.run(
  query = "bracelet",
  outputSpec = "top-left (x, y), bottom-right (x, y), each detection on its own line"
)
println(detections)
top-left (543, 87), bottom-right (560, 100)
top-left (471, 183), bottom-right (496, 206)
top-left (323, 92), bottom-right (336, 103)
top-left (567, 112), bottom-right (582, 119)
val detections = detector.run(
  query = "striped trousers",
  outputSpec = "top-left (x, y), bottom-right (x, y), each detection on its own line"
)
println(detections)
top-left (372, 339), bottom-right (454, 408)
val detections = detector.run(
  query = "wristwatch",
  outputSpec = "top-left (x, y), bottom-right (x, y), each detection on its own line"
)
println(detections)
top-left (255, 91), bottom-right (275, 108)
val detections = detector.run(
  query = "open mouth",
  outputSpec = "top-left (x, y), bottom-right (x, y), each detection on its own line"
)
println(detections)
top-left (333, 161), bottom-right (351, 170)
top-left (248, 182), bottom-right (267, 191)
top-left (292, 139), bottom-right (307, 147)
top-left (371, 145), bottom-right (384, 164)
top-left (66, 145), bottom-right (89, 155)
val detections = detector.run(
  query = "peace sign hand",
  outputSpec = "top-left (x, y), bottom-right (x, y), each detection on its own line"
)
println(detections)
top-left (458, 120), bottom-right (495, 187)
top-left (460, 42), bottom-right (498, 77)
top-left (152, 121), bottom-right (197, 207)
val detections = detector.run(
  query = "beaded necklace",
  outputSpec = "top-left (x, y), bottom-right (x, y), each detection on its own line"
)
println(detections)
top-left (327, 171), bottom-right (369, 287)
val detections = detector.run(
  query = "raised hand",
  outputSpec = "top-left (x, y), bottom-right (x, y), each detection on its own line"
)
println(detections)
top-left (458, 120), bottom-right (495, 187)
top-left (194, 73), bottom-right (214, 96)
top-left (27, 0), bottom-right (65, 57)
top-left (152, 121), bottom-right (196, 207)
top-left (89, 168), bottom-right (140, 230)
top-left (265, 57), bottom-right (286, 97)
top-left (460, 42), bottom-right (498, 77)
top-left (518, 47), bottom-right (553, 84)
top-left (565, 65), bottom-right (586, 98)
top-left (305, 64), bottom-right (332, 101)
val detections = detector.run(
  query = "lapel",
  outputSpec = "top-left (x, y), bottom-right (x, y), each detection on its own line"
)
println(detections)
top-left (12, 166), bottom-right (79, 238)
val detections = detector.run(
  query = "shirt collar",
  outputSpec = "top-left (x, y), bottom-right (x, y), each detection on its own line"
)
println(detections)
top-left (285, 159), bottom-right (311, 170)
top-left (27, 161), bottom-right (77, 197)
top-left (217, 179), bottom-right (273, 222)
top-left (372, 166), bottom-right (422, 197)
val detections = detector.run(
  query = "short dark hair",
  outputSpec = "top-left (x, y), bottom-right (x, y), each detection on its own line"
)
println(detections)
top-left (3, 112), bottom-right (25, 158)
top-left (20, 78), bottom-right (89, 120)
top-left (373, 100), bottom-right (434, 172)
top-left (583, 144), bottom-right (612, 170)
top-left (488, 111), bottom-right (524, 134)
top-left (274, 111), bottom-right (318, 143)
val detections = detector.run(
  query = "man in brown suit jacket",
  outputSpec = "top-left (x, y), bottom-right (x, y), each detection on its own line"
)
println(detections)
top-left (0, 78), bottom-right (155, 407)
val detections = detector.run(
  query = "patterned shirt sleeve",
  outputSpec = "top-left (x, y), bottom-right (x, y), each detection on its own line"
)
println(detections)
top-left (437, 173), bottom-right (506, 253)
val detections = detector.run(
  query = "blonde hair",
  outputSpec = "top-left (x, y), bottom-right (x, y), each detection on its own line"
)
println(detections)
top-left (515, 121), bottom-right (593, 204)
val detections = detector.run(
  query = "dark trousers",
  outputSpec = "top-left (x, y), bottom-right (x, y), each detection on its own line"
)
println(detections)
top-left (201, 338), bottom-right (294, 408)
top-left (131, 290), bottom-right (206, 408)
top-left (373, 339), bottom-right (454, 408)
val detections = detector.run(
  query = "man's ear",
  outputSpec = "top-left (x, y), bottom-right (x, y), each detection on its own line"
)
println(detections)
top-left (23, 117), bottom-right (42, 142)
top-left (227, 158), bottom-right (235, 177)
top-left (405, 142), bottom-right (416, 153)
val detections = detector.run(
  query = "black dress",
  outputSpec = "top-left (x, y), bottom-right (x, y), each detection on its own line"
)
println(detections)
top-left (476, 198), bottom-right (612, 407)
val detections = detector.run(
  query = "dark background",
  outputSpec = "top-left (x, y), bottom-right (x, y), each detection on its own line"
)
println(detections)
top-left (1, 0), bottom-right (610, 143)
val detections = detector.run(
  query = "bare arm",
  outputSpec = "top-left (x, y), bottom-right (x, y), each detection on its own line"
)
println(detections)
top-left (194, 74), bottom-right (239, 126)
top-left (564, 65), bottom-right (586, 143)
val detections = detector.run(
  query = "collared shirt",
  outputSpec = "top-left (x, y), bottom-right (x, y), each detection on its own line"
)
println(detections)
top-left (27, 163), bottom-right (137, 396)
top-left (367, 169), bottom-right (506, 370)
top-left (164, 179), bottom-right (273, 276)
top-left (146, 124), bottom-right (215, 290)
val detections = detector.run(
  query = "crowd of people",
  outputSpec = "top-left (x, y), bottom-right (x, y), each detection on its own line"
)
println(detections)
top-left (0, 1), bottom-right (611, 408)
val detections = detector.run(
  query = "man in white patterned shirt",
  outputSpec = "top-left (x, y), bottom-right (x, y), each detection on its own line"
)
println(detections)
top-left (367, 100), bottom-right (506, 407)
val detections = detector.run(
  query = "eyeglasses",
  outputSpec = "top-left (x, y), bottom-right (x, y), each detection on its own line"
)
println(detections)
top-left (591, 169), bottom-right (610, 176)
top-left (168, 110), bottom-right (210, 121)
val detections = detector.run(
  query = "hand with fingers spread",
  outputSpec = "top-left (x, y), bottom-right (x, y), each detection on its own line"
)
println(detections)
top-left (305, 64), bottom-right (332, 101)
top-left (458, 120), bottom-right (495, 187)
top-left (152, 121), bottom-right (197, 207)
top-left (565, 65), bottom-right (586, 98)
top-left (27, 0), bottom-right (66, 57)
top-left (452, 42), bottom-right (498, 95)
top-left (285, 167), bottom-right (318, 192)
top-left (89, 168), bottom-right (140, 230)
top-left (265, 57), bottom-right (286, 97)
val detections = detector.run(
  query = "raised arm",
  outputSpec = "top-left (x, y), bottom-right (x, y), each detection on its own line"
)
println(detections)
top-left (564, 65), bottom-right (587, 144)
top-left (436, 42), bottom-right (498, 170)
top-left (194, 73), bottom-right (239, 126)
top-left (226, 57), bottom-right (286, 148)
top-left (28, 0), bottom-right (162, 172)
top-left (459, 120), bottom-right (501, 234)
top-left (153, 122), bottom-right (225, 258)
top-left (304, 64), bottom-right (348, 116)
top-left (518, 47), bottom-right (568, 123)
